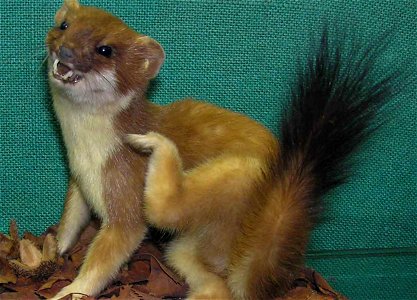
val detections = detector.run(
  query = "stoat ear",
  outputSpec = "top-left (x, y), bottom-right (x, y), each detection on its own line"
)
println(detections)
top-left (137, 36), bottom-right (165, 79)
top-left (64, 0), bottom-right (80, 9)
top-left (55, 0), bottom-right (80, 23)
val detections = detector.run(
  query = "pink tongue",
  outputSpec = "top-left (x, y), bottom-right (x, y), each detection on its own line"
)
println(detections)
top-left (57, 62), bottom-right (71, 76)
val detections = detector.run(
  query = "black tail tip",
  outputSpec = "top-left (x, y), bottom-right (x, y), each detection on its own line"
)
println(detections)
top-left (279, 26), bottom-right (409, 205)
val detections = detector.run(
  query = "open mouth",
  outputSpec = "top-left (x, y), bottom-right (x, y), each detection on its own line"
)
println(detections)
top-left (52, 59), bottom-right (82, 84)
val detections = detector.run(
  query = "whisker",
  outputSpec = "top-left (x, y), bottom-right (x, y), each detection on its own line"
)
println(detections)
top-left (39, 54), bottom-right (50, 71)
top-left (85, 74), bottom-right (93, 103)
top-left (92, 68), bottom-right (118, 92)
top-left (95, 67), bottom-right (146, 97)
top-left (42, 54), bottom-right (49, 65)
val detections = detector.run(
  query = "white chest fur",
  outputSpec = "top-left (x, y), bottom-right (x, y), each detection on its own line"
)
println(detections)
top-left (53, 96), bottom-right (122, 223)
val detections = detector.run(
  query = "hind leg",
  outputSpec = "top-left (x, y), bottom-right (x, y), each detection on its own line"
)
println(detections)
top-left (167, 236), bottom-right (232, 300)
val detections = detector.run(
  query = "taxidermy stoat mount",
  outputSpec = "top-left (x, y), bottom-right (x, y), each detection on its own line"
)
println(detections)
top-left (46, 0), bottom-right (399, 299)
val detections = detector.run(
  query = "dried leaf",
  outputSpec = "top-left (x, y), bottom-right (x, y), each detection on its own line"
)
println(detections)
top-left (2, 275), bottom-right (34, 291)
top-left (57, 263), bottom-right (77, 281)
top-left (44, 224), bottom-right (59, 238)
top-left (313, 271), bottom-right (340, 296)
top-left (77, 221), bottom-right (100, 245)
top-left (117, 285), bottom-right (132, 299)
top-left (118, 260), bottom-right (150, 285)
top-left (68, 245), bottom-right (87, 269)
top-left (66, 223), bottom-right (99, 269)
top-left (0, 233), bottom-right (14, 258)
top-left (0, 259), bottom-right (17, 284)
top-left (9, 220), bottom-right (19, 242)
top-left (283, 287), bottom-right (324, 299)
top-left (38, 276), bottom-right (61, 291)
top-left (0, 290), bottom-right (39, 300)
top-left (5, 221), bottom-right (19, 260)
top-left (141, 256), bottom-right (187, 298)
top-left (135, 242), bottom-right (183, 285)
top-left (147, 254), bottom-right (183, 285)
top-left (97, 285), bottom-right (123, 299)
top-left (130, 286), bottom-right (162, 300)
top-left (0, 271), bottom-right (17, 285)
top-left (35, 279), bottom-right (71, 299)
top-left (305, 269), bottom-right (347, 299)
top-left (277, 269), bottom-right (348, 300)
top-left (0, 276), bottom-right (38, 300)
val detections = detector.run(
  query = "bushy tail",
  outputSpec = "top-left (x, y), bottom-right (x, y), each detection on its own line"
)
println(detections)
top-left (229, 30), bottom-right (399, 299)
top-left (279, 30), bottom-right (396, 207)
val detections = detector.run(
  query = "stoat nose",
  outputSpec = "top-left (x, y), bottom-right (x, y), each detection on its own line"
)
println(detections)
top-left (59, 46), bottom-right (75, 60)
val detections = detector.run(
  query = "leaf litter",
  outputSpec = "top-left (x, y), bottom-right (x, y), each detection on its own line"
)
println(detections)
top-left (0, 220), bottom-right (347, 299)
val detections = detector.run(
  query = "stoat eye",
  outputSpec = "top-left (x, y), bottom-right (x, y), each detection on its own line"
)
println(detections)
top-left (60, 21), bottom-right (69, 30)
top-left (96, 45), bottom-right (113, 58)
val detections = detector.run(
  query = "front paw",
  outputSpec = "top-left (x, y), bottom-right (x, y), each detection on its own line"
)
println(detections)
top-left (56, 231), bottom-right (77, 256)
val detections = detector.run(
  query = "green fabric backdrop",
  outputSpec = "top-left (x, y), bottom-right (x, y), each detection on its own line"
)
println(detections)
top-left (1, 0), bottom-right (416, 299)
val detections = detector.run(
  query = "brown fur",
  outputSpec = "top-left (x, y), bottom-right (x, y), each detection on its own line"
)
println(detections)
top-left (47, 1), bottom-right (313, 299)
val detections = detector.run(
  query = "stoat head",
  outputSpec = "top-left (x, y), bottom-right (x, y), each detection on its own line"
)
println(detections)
top-left (46, 0), bottom-right (165, 106)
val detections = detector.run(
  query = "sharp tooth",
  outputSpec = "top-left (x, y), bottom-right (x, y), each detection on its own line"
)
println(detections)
top-left (53, 59), bottom-right (59, 75)
top-left (62, 70), bottom-right (74, 80)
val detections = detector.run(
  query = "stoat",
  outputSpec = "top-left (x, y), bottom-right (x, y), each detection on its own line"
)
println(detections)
top-left (46, 0), bottom-right (397, 299)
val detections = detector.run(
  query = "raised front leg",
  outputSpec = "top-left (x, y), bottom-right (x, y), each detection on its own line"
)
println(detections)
top-left (126, 132), bottom-right (183, 227)
top-left (57, 179), bottom-right (90, 255)
top-left (50, 222), bottom-right (147, 300)
top-left (126, 132), bottom-right (264, 230)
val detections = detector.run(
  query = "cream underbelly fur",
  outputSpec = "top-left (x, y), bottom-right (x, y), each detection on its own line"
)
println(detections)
top-left (52, 95), bottom-right (122, 224)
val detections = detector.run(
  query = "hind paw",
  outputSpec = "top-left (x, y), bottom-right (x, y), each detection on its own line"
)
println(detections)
top-left (125, 132), bottom-right (166, 152)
